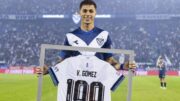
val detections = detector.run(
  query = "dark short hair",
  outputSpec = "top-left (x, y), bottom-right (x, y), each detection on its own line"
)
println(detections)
top-left (80, 0), bottom-right (97, 9)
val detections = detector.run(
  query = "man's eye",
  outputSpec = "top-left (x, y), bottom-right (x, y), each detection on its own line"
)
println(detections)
top-left (83, 9), bottom-right (88, 13)
top-left (89, 9), bottom-right (94, 13)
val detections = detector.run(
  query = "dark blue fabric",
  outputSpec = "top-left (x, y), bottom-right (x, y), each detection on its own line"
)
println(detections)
top-left (159, 66), bottom-right (166, 78)
top-left (48, 67), bottom-right (59, 86)
top-left (59, 27), bottom-right (113, 60)
top-left (111, 75), bottom-right (125, 91)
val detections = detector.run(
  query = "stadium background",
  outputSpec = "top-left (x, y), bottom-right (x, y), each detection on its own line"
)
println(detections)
top-left (0, 0), bottom-right (180, 101)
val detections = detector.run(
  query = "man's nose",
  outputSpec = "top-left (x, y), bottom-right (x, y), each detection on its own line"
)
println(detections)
top-left (85, 15), bottom-right (91, 18)
top-left (85, 11), bottom-right (92, 15)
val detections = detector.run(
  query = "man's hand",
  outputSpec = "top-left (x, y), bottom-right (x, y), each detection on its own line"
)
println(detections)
top-left (123, 61), bottom-right (137, 71)
top-left (35, 57), bottom-right (63, 76)
top-left (35, 65), bottom-right (49, 75)
top-left (106, 57), bottom-right (136, 69)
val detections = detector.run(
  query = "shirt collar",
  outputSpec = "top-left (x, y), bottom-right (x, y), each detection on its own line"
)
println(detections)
top-left (79, 27), bottom-right (96, 33)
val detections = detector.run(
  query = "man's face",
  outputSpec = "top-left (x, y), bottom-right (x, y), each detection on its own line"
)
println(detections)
top-left (159, 57), bottom-right (164, 63)
top-left (80, 5), bottom-right (96, 24)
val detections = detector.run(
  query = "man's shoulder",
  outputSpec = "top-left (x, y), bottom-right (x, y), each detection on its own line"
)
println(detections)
top-left (65, 28), bottom-right (80, 35)
top-left (71, 28), bottom-right (80, 33)
top-left (65, 27), bottom-right (109, 36)
top-left (94, 27), bottom-right (109, 33)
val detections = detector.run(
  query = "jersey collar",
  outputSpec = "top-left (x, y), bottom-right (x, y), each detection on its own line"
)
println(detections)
top-left (79, 27), bottom-right (96, 34)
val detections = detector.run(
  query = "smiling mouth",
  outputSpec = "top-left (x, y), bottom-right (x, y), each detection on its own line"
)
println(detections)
top-left (84, 15), bottom-right (92, 18)
top-left (84, 17), bottom-right (92, 21)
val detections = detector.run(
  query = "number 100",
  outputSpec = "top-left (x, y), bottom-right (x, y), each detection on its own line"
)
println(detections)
top-left (66, 79), bottom-right (105, 101)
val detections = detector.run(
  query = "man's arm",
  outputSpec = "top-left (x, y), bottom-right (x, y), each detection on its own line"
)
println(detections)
top-left (103, 35), bottom-right (136, 70)
top-left (36, 36), bottom-right (69, 75)
top-left (36, 56), bottom-right (64, 75)
top-left (106, 57), bottom-right (136, 70)
top-left (106, 57), bottom-right (121, 70)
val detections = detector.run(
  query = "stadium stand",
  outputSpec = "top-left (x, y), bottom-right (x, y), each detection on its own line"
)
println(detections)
top-left (0, 0), bottom-right (179, 70)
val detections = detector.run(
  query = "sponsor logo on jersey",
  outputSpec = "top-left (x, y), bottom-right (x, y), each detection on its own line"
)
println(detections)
top-left (73, 40), bottom-right (79, 44)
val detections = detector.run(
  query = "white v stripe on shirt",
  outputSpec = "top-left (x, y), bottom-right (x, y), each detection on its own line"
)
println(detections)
top-left (66, 31), bottom-right (109, 55)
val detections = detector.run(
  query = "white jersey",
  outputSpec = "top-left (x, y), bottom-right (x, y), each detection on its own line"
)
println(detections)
top-left (49, 55), bottom-right (123, 101)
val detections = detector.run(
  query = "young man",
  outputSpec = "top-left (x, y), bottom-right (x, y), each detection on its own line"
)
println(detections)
top-left (37, 0), bottom-right (136, 75)
top-left (156, 55), bottom-right (167, 89)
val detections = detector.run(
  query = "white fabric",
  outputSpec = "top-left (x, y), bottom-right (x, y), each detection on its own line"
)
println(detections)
top-left (50, 55), bottom-right (121, 101)
top-left (66, 31), bottom-right (109, 55)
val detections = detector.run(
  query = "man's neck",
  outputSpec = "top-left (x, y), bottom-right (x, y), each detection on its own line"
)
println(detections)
top-left (81, 23), bottom-right (94, 32)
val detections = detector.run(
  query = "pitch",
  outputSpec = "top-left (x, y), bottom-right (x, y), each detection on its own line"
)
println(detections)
top-left (0, 74), bottom-right (180, 101)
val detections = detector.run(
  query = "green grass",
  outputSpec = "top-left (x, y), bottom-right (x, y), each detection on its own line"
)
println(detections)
top-left (0, 74), bottom-right (180, 101)
top-left (0, 74), bottom-right (38, 101)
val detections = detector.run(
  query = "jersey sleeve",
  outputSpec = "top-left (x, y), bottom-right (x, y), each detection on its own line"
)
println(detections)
top-left (59, 37), bottom-right (73, 59)
top-left (48, 60), bottom-right (68, 86)
top-left (105, 64), bottom-right (125, 91)
top-left (102, 35), bottom-right (113, 60)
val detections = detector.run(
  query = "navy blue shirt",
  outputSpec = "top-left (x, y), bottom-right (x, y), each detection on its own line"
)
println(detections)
top-left (59, 27), bottom-right (113, 60)
top-left (159, 65), bottom-right (166, 74)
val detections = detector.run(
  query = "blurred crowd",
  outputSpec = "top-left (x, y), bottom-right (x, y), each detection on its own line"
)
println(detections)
top-left (0, 19), bottom-right (179, 69)
top-left (97, 19), bottom-right (180, 69)
top-left (0, 19), bottom-right (72, 66)
top-left (0, 0), bottom-right (179, 69)
top-left (0, 0), bottom-right (180, 15)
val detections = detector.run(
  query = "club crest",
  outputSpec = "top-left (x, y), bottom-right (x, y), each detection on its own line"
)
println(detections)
top-left (96, 38), bottom-right (104, 46)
